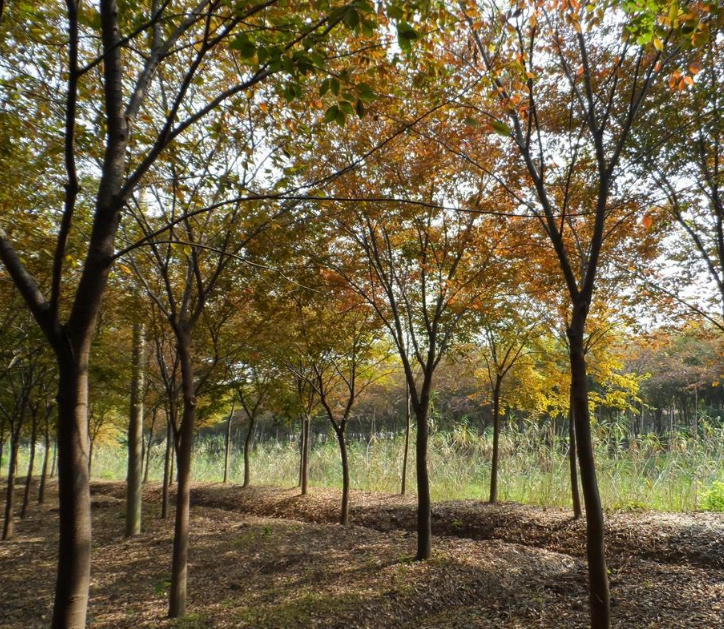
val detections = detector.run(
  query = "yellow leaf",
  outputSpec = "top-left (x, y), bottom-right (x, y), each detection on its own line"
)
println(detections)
top-left (119, 264), bottom-right (132, 274)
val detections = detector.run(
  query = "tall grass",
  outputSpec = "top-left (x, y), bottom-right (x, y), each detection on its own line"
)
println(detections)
top-left (6, 419), bottom-right (724, 511)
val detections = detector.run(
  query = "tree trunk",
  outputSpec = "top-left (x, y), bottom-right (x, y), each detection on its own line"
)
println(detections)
top-left (143, 408), bottom-right (156, 484)
top-left (223, 403), bottom-right (234, 484)
top-left (489, 376), bottom-right (502, 504)
top-left (414, 391), bottom-right (432, 561)
top-left (0, 437), bottom-right (4, 482)
top-left (52, 355), bottom-right (93, 629)
top-left (243, 414), bottom-right (255, 488)
top-left (50, 437), bottom-right (57, 478)
top-left (568, 313), bottom-right (610, 629)
top-left (335, 426), bottom-right (350, 525)
top-left (298, 415), bottom-right (305, 488)
top-left (401, 380), bottom-right (411, 496)
top-left (568, 388), bottom-right (582, 520)
top-left (126, 322), bottom-right (145, 537)
top-left (2, 435), bottom-right (19, 540)
top-left (300, 415), bottom-right (310, 495)
top-left (162, 418), bottom-right (172, 520)
top-left (168, 330), bottom-right (196, 619)
top-left (87, 439), bottom-right (94, 478)
top-left (21, 416), bottom-right (38, 519)
top-left (38, 416), bottom-right (51, 505)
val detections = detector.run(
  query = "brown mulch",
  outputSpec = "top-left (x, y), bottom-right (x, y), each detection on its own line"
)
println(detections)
top-left (1, 482), bottom-right (722, 629)
top-left (107, 481), bottom-right (723, 570)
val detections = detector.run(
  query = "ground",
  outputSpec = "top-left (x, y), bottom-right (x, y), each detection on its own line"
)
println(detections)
top-left (1, 482), bottom-right (722, 628)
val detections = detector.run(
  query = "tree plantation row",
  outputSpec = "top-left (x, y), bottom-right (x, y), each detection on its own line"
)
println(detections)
top-left (0, 2), bottom-right (722, 629)
top-left (5, 317), bottom-right (722, 518)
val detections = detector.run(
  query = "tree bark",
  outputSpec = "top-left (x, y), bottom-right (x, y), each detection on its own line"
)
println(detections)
top-left (568, 312), bottom-right (610, 629)
top-left (161, 418), bottom-right (172, 519)
top-left (489, 376), bottom-right (502, 504)
top-left (414, 387), bottom-right (432, 560)
top-left (568, 386), bottom-right (582, 520)
top-left (87, 438), bottom-right (94, 478)
top-left (300, 415), bottom-right (310, 495)
top-left (143, 408), bottom-right (156, 484)
top-left (298, 415), bottom-right (305, 488)
top-left (223, 403), bottom-right (234, 484)
top-left (126, 322), bottom-right (145, 537)
top-left (38, 414), bottom-right (51, 505)
top-left (52, 355), bottom-right (93, 629)
top-left (243, 414), bottom-right (255, 488)
top-left (50, 437), bottom-right (57, 478)
top-left (334, 426), bottom-right (350, 525)
top-left (168, 329), bottom-right (196, 619)
top-left (21, 415), bottom-right (38, 519)
top-left (401, 379), bottom-right (411, 496)
top-left (2, 435), bottom-right (19, 540)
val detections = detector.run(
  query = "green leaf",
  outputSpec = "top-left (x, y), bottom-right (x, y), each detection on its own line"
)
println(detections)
top-left (490, 119), bottom-right (512, 136)
top-left (357, 82), bottom-right (377, 102)
top-left (324, 105), bottom-right (340, 123)
top-left (463, 117), bottom-right (479, 127)
top-left (339, 100), bottom-right (355, 115)
top-left (343, 8), bottom-right (360, 29)
top-left (355, 99), bottom-right (366, 118)
top-left (397, 22), bottom-right (419, 52)
top-left (387, 4), bottom-right (403, 20)
top-left (230, 34), bottom-right (256, 59)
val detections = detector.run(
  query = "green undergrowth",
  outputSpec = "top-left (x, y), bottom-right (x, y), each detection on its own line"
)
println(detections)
top-left (8, 420), bottom-right (724, 512)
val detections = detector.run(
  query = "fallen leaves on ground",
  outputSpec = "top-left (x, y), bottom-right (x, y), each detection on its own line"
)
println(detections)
top-left (0, 481), bottom-right (722, 628)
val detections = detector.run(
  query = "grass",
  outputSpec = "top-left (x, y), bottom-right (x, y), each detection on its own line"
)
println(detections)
top-left (6, 418), bottom-right (724, 512)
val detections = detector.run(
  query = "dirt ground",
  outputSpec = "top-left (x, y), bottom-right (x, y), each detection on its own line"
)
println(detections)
top-left (1, 481), bottom-right (722, 629)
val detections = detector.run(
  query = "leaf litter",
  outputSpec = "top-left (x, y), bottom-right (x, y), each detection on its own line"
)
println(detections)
top-left (0, 481), bottom-right (721, 628)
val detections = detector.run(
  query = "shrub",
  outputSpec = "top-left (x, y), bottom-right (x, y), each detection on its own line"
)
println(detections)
top-left (701, 479), bottom-right (724, 512)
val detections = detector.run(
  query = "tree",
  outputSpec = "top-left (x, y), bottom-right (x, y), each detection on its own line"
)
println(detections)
top-left (0, 2), bottom-right (385, 625)
top-left (476, 306), bottom-right (538, 504)
top-left (126, 321), bottom-right (146, 537)
top-left (451, 3), bottom-right (711, 625)
top-left (284, 278), bottom-right (389, 524)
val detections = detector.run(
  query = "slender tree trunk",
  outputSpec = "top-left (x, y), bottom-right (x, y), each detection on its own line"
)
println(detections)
top-left (414, 389), bottom-right (432, 561)
top-left (50, 437), bottom-right (57, 478)
top-left (168, 331), bottom-right (196, 619)
top-left (52, 354), bottom-right (93, 629)
top-left (87, 439), bottom-right (94, 478)
top-left (489, 376), bottom-right (502, 504)
top-left (2, 435), bottom-right (19, 540)
top-left (223, 403), bottom-right (234, 484)
top-left (568, 387), bottom-right (582, 520)
top-left (126, 322), bottom-right (145, 537)
top-left (243, 414), bottom-right (255, 488)
top-left (0, 437), bottom-right (4, 482)
top-left (568, 313), bottom-right (610, 629)
top-left (300, 415), bottom-right (310, 495)
top-left (401, 380), bottom-right (411, 496)
top-left (335, 426), bottom-right (350, 525)
top-left (298, 415), bottom-right (305, 488)
top-left (162, 418), bottom-right (172, 519)
top-left (143, 408), bottom-right (156, 484)
top-left (21, 417), bottom-right (38, 519)
top-left (38, 418), bottom-right (51, 505)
